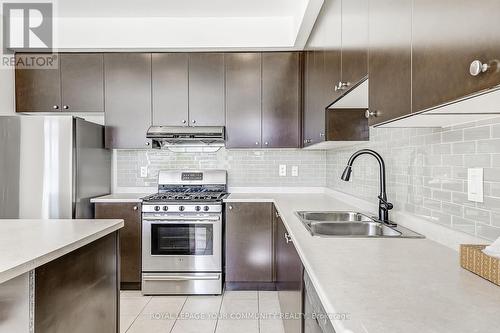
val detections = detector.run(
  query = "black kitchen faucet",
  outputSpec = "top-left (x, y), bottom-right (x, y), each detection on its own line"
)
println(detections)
top-left (341, 149), bottom-right (395, 225)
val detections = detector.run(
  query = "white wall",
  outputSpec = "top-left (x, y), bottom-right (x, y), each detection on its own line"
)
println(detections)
top-left (0, 67), bottom-right (15, 116)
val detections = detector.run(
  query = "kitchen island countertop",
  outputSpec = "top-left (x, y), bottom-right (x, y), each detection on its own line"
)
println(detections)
top-left (0, 219), bottom-right (123, 284)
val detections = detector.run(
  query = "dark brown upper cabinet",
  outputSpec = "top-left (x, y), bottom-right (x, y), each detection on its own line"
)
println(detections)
top-left (16, 54), bottom-right (61, 112)
top-left (303, 51), bottom-right (327, 147)
top-left (326, 109), bottom-right (369, 141)
top-left (339, 0), bottom-right (368, 91)
top-left (225, 53), bottom-right (262, 148)
top-left (368, 0), bottom-right (412, 126)
top-left (15, 53), bottom-right (104, 112)
top-left (104, 53), bottom-right (152, 149)
top-left (262, 52), bottom-right (301, 148)
top-left (60, 54), bottom-right (104, 112)
top-left (412, 0), bottom-right (500, 113)
top-left (152, 53), bottom-right (189, 126)
top-left (225, 202), bottom-right (274, 287)
top-left (303, 50), bottom-right (346, 147)
top-left (188, 53), bottom-right (225, 126)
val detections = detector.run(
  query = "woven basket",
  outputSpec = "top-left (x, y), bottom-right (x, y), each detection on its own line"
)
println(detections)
top-left (460, 244), bottom-right (499, 286)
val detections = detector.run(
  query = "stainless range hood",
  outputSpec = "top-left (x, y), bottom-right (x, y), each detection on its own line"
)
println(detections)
top-left (146, 126), bottom-right (225, 152)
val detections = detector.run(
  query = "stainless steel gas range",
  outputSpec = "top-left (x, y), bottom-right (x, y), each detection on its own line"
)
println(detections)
top-left (141, 170), bottom-right (227, 295)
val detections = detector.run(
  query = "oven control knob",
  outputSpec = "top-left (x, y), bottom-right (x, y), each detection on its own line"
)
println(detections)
top-left (203, 206), bottom-right (210, 212)
top-left (162, 206), bottom-right (168, 211)
top-left (154, 206), bottom-right (161, 212)
top-left (179, 206), bottom-right (185, 212)
top-left (195, 206), bottom-right (201, 212)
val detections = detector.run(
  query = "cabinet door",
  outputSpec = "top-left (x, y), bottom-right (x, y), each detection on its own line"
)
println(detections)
top-left (341, 0), bottom-right (368, 87)
top-left (225, 53), bottom-right (262, 148)
top-left (15, 53), bottom-right (61, 112)
top-left (225, 202), bottom-right (273, 284)
top-left (412, 0), bottom-right (500, 112)
top-left (303, 51), bottom-right (326, 147)
top-left (152, 53), bottom-right (189, 126)
top-left (60, 53), bottom-right (104, 112)
top-left (368, 0), bottom-right (412, 125)
top-left (275, 209), bottom-right (303, 333)
top-left (104, 53), bottom-right (152, 149)
top-left (95, 203), bottom-right (141, 289)
top-left (189, 53), bottom-right (225, 126)
top-left (262, 52), bottom-right (301, 148)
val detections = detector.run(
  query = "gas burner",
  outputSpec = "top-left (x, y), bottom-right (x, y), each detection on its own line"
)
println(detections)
top-left (142, 192), bottom-right (227, 203)
top-left (141, 171), bottom-right (228, 203)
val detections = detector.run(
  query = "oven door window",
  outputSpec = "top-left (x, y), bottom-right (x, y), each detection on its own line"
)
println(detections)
top-left (151, 223), bottom-right (214, 255)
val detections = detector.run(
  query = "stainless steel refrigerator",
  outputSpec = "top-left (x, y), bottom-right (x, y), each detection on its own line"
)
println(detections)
top-left (0, 116), bottom-right (111, 219)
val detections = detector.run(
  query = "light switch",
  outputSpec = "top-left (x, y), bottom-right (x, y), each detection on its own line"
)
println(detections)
top-left (467, 168), bottom-right (483, 202)
top-left (279, 164), bottom-right (287, 177)
top-left (140, 166), bottom-right (148, 178)
top-left (291, 166), bottom-right (299, 177)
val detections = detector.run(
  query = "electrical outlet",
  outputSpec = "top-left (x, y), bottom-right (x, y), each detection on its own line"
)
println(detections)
top-left (279, 164), bottom-right (287, 177)
top-left (291, 166), bottom-right (299, 177)
top-left (140, 166), bottom-right (148, 178)
top-left (468, 168), bottom-right (483, 202)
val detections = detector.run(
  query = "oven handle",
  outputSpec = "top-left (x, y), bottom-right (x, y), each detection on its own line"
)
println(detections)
top-left (143, 274), bottom-right (220, 281)
top-left (143, 216), bottom-right (220, 221)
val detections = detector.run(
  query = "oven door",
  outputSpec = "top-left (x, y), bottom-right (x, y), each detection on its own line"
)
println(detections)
top-left (142, 214), bottom-right (222, 272)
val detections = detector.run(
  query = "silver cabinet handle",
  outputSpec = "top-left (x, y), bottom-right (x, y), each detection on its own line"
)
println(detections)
top-left (52, 105), bottom-right (59, 110)
top-left (304, 139), bottom-right (312, 144)
top-left (255, 142), bottom-right (259, 145)
top-left (133, 206), bottom-right (138, 211)
top-left (334, 81), bottom-right (350, 92)
top-left (275, 211), bottom-right (280, 218)
top-left (63, 105), bottom-right (69, 110)
top-left (145, 142), bottom-right (150, 146)
top-left (365, 110), bottom-right (379, 119)
top-left (264, 142), bottom-right (269, 146)
top-left (143, 275), bottom-right (220, 281)
top-left (470, 60), bottom-right (490, 76)
top-left (192, 120), bottom-right (196, 124)
top-left (182, 120), bottom-right (187, 124)
top-left (319, 132), bottom-right (325, 137)
top-left (228, 205), bottom-right (233, 210)
top-left (284, 233), bottom-right (292, 244)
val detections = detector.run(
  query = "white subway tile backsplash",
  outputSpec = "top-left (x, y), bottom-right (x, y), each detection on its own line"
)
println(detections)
top-left (452, 141), bottom-right (476, 154)
top-left (116, 148), bottom-right (326, 188)
top-left (463, 126), bottom-right (491, 141)
top-left (442, 130), bottom-right (464, 143)
top-left (477, 139), bottom-right (500, 153)
top-left (115, 117), bottom-right (500, 241)
top-left (326, 116), bottom-right (500, 241)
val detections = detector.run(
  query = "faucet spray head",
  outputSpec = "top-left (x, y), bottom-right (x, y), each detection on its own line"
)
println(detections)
top-left (341, 166), bottom-right (352, 181)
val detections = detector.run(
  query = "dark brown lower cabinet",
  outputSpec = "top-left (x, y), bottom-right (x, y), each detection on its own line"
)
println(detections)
top-left (225, 202), bottom-right (274, 289)
top-left (35, 232), bottom-right (119, 333)
top-left (95, 202), bottom-right (142, 290)
top-left (275, 208), bottom-right (304, 333)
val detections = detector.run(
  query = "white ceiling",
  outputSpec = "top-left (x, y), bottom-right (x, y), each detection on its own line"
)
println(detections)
top-left (51, 0), bottom-right (325, 50)
top-left (57, 0), bottom-right (303, 18)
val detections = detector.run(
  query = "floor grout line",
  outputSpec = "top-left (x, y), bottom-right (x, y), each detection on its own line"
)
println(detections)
top-left (168, 296), bottom-right (189, 333)
top-left (125, 295), bottom-right (153, 333)
top-left (257, 291), bottom-right (261, 333)
top-left (213, 288), bottom-right (226, 333)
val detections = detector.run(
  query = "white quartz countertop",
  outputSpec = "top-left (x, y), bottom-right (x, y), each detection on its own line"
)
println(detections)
top-left (90, 193), bottom-right (152, 203)
top-left (0, 219), bottom-right (123, 284)
top-left (225, 193), bottom-right (500, 333)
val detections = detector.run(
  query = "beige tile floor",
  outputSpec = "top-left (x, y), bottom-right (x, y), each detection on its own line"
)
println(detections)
top-left (120, 290), bottom-right (285, 333)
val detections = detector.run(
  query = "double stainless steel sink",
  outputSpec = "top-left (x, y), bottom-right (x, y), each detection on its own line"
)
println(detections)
top-left (296, 211), bottom-right (424, 238)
